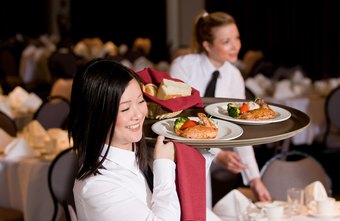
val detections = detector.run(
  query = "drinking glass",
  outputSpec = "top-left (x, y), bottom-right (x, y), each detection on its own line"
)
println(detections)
top-left (287, 187), bottom-right (304, 216)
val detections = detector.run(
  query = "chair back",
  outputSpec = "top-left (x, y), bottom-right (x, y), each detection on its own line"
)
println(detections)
top-left (0, 111), bottom-right (17, 136)
top-left (48, 49), bottom-right (78, 79)
top-left (323, 86), bottom-right (340, 149)
top-left (260, 151), bottom-right (331, 201)
top-left (48, 147), bottom-right (78, 221)
top-left (33, 96), bottom-right (70, 130)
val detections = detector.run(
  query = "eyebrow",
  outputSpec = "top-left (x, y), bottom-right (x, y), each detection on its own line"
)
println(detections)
top-left (120, 92), bottom-right (143, 105)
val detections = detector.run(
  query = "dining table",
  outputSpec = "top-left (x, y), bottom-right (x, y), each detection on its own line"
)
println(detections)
top-left (242, 201), bottom-right (340, 221)
top-left (143, 97), bottom-right (310, 149)
top-left (0, 156), bottom-right (62, 221)
top-left (0, 127), bottom-right (69, 221)
top-left (264, 95), bottom-right (326, 146)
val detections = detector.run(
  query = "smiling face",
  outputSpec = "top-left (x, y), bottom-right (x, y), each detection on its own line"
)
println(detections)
top-left (203, 23), bottom-right (241, 68)
top-left (110, 79), bottom-right (148, 150)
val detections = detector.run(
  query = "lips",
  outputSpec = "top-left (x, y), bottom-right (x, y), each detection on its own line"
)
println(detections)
top-left (127, 123), bottom-right (140, 129)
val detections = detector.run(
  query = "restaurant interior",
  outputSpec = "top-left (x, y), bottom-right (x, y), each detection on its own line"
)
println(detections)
top-left (1, 0), bottom-right (340, 221)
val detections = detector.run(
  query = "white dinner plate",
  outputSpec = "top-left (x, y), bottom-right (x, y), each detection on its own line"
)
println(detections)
top-left (204, 102), bottom-right (291, 125)
top-left (255, 201), bottom-right (288, 209)
top-left (308, 210), bottom-right (340, 218)
top-left (151, 117), bottom-right (243, 144)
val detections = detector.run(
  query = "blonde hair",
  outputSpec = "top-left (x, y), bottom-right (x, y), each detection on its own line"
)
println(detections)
top-left (191, 10), bottom-right (236, 53)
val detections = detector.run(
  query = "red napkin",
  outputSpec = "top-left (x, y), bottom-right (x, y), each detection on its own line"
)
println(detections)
top-left (174, 142), bottom-right (206, 221)
top-left (136, 68), bottom-right (204, 112)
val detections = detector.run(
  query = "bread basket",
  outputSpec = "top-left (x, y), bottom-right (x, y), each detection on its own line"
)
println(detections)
top-left (146, 102), bottom-right (182, 120)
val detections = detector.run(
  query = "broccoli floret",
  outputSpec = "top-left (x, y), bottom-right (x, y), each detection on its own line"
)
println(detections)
top-left (227, 103), bottom-right (240, 118)
top-left (174, 116), bottom-right (189, 130)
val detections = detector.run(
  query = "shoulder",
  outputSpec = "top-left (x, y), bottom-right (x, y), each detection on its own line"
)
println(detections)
top-left (172, 53), bottom-right (202, 65)
top-left (170, 53), bottom-right (203, 78)
top-left (221, 62), bottom-right (243, 78)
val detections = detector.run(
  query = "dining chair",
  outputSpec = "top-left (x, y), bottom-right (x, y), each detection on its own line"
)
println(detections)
top-left (48, 147), bottom-right (78, 221)
top-left (322, 85), bottom-right (340, 152)
top-left (0, 111), bottom-right (18, 136)
top-left (48, 48), bottom-right (78, 80)
top-left (260, 150), bottom-right (332, 201)
top-left (33, 95), bottom-right (70, 130)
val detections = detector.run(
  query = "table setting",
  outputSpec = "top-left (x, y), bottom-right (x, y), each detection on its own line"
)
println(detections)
top-left (207, 181), bottom-right (340, 221)
top-left (245, 72), bottom-right (340, 146)
top-left (0, 120), bottom-right (73, 221)
top-left (0, 86), bottom-right (42, 131)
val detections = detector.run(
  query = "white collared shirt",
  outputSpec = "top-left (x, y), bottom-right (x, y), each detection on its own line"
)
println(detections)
top-left (169, 53), bottom-right (245, 98)
top-left (73, 144), bottom-right (180, 221)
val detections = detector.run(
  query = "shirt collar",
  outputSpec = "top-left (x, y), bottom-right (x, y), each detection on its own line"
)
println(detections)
top-left (202, 52), bottom-right (231, 74)
top-left (101, 144), bottom-right (140, 175)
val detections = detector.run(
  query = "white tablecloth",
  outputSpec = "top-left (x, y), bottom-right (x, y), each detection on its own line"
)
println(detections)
top-left (0, 156), bottom-right (62, 221)
top-left (265, 96), bottom-right (326, 146)
top-left (218, 203), bottom-right (340, 221)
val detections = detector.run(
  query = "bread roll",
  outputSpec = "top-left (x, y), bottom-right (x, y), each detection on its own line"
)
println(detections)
top-left (156, 79), bottom-right (192, 100)
top-left (143, 83), bottom-right (158, 97)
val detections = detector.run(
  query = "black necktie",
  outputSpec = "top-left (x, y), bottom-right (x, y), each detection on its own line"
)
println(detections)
top-left (204, 70), bottom-right (219, 97)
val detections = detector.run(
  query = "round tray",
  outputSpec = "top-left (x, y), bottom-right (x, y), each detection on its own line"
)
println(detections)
top-left (143, 97), bottom-right (310, 148)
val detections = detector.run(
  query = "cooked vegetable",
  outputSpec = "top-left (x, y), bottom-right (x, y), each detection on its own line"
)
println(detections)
top-left (227, 103), bottom-right (240, 118)
top-left (240, 103), bottom-right (250, 114)
top-left (174, 116), bottom-right (190, 131)
top-left (180, 120), bottom-right (198, 129)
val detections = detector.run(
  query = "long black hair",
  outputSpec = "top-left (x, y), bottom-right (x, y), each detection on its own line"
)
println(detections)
top-left (68, 58), bottom-right (149, 180)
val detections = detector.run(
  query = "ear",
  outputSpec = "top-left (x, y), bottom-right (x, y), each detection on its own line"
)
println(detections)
top-left (202, 41), bottom-right (211, 53)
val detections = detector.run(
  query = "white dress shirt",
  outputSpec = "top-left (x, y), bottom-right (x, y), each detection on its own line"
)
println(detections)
top-left (73, 144), bottom-right (180, 221)
top-left (169, 53), bottom-right (261, 207)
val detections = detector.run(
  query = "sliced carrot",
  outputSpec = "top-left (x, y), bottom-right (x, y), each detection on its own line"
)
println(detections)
top-left (180, 120), bottom-right (198, 129)
top-left (240, 103), bottom-right (250, 114)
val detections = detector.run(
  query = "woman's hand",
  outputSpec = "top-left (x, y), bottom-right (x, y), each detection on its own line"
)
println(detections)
top-left (250, 177), bottom-right (272, 202)
top-left (215, 150), bottom-right (247, 173)
top-left (154, 136), bottom-right (175, 161)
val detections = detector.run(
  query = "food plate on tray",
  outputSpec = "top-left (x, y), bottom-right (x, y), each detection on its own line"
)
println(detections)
top-left (151, 117), bottom-right (243, 144)
top-left (204, 102), bottom-right (291, 125)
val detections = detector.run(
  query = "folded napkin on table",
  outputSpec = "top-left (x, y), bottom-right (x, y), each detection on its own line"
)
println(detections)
top-left (245, 78), bottom-right (266, 97)
top-left (304, 181), bottom-right (328, 209)
top-left (174, 142), bottom-right (206, 221)
top-left (136, 68), bottom-right (204, 112)
top-left (22, 92), bottom-right (42, 112)
top-left (212, 189), bottom-right (255, 220)
top-left (0, 128), bottom-right (15, 152)
top-left (273, 80), bottom-right (296, 99)
top-left (0, 98), bottom-right (14, 119)
top-left (47, 128), bottom-right (73, 151)
top-left (4, 138), bottom-right (37, 160)
top-left (22, 120), bottom-right (48, 148)
top-left (8, 86), bottom-right (42, 113)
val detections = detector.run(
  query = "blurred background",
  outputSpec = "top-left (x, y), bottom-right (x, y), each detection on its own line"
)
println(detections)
top-left (1, 0), bottom-right (339, 80)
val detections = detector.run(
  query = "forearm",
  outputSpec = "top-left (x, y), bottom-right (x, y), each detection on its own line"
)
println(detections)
top-left (233, 146), bottom-right (260, 185)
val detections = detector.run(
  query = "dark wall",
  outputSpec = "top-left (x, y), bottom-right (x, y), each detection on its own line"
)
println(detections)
top-left (0, 0), bottom-right (48, 39)
top-left (0, 0), bottom-right (168, 63)
top-left (206, 0), bottom-right (340, 80)
top-left (70, 0), bottom-right (168, 63)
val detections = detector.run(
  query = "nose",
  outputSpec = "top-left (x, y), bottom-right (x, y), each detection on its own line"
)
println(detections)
top-left (131, 104), bottom-right (144, 120)
top-left (231, 39), bottom-right (240, 51)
